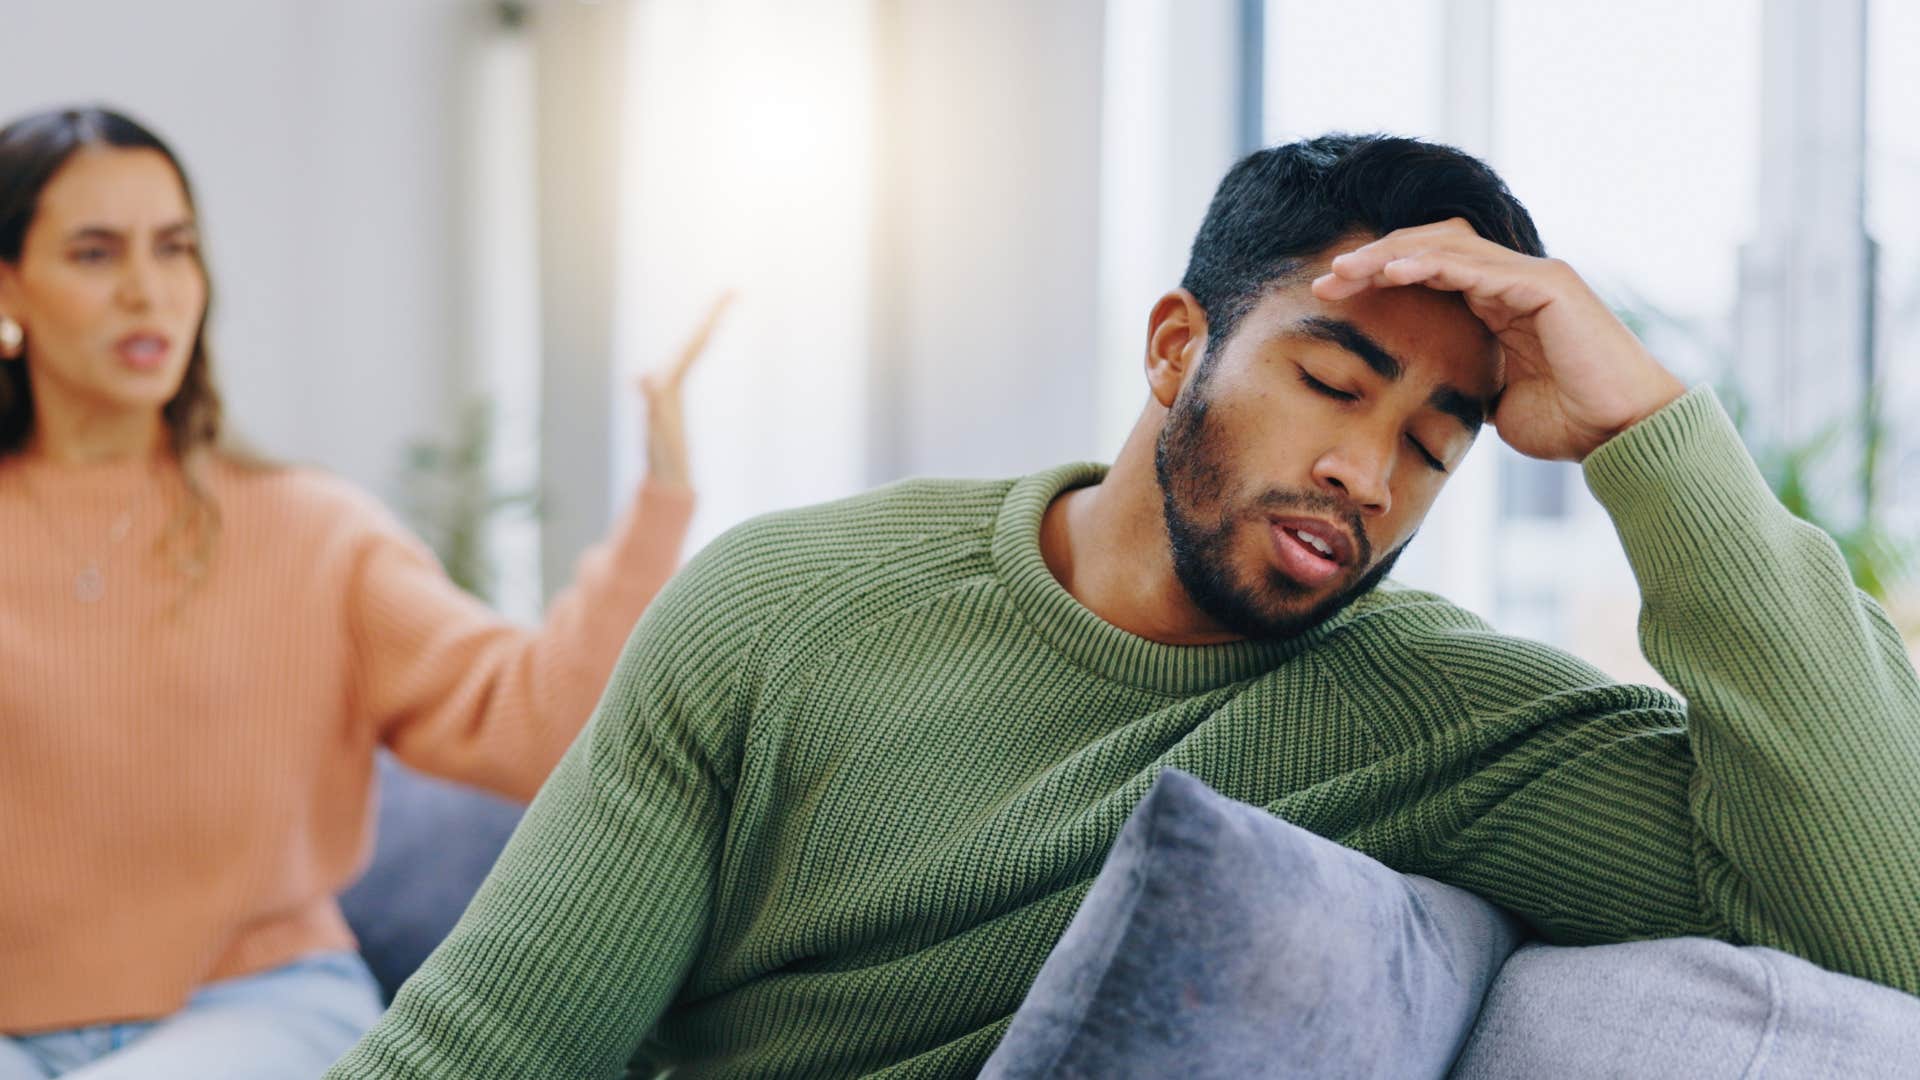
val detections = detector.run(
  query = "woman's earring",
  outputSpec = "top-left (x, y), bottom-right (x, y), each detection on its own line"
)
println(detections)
top-left (0, 317), bottom-right (21, 359)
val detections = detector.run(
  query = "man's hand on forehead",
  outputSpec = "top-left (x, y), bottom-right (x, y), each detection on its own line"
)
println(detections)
top-left (1310, 218), bottom-right (1686, 463)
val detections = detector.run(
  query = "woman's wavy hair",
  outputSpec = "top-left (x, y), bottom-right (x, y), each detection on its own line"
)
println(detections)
top-left (0, 106), bottom-right (256, 583)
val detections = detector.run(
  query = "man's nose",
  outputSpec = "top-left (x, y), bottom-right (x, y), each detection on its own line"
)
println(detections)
top-left (1311, 442), bottom-right (1392, 517)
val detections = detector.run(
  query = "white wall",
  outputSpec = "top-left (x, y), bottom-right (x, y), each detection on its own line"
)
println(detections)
top-left (1096, 0), bottom-right (1246, 454)
top-left (0, 0), bottom-right (476, 504)
top-left (0, 0), bottom-right (1161, 582)
top-left (613, 0), bottom-right (876, 559)
top-left (601, 0), bottom-right (1125, 567)
top-left (869, 0), bottom-right (1110, 482)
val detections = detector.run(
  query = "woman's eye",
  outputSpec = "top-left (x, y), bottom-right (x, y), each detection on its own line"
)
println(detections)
top-left (158, 240), bottom-right (198, 258)
top-left (70, 247), bottom-right (111, 264)
top-left (1409, 436), bottom-right (1448, 474)
top-left (1298, 371), bottom-right (1357, 402)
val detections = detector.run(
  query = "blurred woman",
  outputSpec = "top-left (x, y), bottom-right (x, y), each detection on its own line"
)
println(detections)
top-left (0, 107), bottom-right (727, 1078)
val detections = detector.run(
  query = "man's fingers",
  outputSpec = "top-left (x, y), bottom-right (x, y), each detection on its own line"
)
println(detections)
top-left (1380, 253), bottom-right (1491, 293)
top-left (1313, 249), bottom-right (1529, 310)
top-left (1310, 250), bottom-right (1474, 299)
top-left (1323, 220), bottom-right (1508, 284)
top-left (1310, 270), bottom-right (1367, 301)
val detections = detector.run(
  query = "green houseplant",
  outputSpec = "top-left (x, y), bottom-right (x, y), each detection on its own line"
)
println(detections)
top-left (400, 395), bottom-right (541, 599)
top-left (1614, 294), bottom-right (1913, 604)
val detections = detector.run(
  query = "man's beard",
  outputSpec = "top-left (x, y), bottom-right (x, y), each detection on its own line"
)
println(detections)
top-left (1152, 377), bottom-right (1405, 641)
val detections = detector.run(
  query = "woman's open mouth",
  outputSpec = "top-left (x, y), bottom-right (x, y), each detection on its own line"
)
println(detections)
top-left (114, 332), bottom-right (172, 371)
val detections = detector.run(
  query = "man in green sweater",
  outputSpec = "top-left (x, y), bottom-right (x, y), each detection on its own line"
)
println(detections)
top-left (328, 135), bottom-right (1920, 1079)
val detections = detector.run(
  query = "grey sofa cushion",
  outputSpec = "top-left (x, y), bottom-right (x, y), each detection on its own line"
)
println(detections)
top-left (337, 753), bottom-right (524, 1001)
top-left (1449, 937), bottom-right (1920, 1080)
top-left (981, 768), bottom-right (1525, 1080)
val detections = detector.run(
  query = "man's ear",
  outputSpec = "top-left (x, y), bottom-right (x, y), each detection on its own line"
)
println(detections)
top-left (1145, 288), bottom-right (1208, 409)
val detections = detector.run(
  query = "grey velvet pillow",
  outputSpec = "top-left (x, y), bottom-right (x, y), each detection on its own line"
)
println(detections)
top-left (981, 768), bottom-right (1524, 1080)
top-left (1450, 937), bottom-right (1920, 1079)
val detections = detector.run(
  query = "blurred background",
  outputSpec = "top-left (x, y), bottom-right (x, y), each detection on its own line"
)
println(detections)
top-left (3, 0), bottom-right (1913, 680)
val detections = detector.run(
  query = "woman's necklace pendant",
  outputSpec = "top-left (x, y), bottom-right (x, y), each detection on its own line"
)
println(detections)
top-left (75, 564), bottom-right (105, 604)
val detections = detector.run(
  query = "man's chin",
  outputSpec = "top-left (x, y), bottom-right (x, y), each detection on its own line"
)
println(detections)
top-left (1196, 551), bottom-right (1400, 642)
top-left (1189, 577), bottom-right (1350, 642)
top-left (1258, 589), bottom-right (1357, 638)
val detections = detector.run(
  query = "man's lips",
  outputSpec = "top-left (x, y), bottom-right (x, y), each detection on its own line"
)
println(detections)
top-left (1266, 514), bottom-right (1362, 591)
top-left (1269, 515), bottom-right (1357, 567)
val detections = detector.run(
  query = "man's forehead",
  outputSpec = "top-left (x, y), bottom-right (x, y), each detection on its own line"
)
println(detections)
top-left (1251, 278), bottom-right (1503, 395)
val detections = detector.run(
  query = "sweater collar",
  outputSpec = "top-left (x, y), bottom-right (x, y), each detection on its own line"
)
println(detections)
top-left (990, 462), bottom-right (1360, 695)
top-left (0, 447), bottom-right (175, 505)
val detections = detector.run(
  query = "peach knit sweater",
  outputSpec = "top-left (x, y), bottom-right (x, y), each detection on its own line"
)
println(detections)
top-left (0, 450), bottom-right (694, 1033)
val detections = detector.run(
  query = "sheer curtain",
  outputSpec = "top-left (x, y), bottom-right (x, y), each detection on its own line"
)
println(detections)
top-left (612, 0), bottom-right (875, 557)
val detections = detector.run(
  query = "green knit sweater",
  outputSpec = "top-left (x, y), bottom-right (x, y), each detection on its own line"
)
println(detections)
top-left (328, 387), bottom-right (1920, 1079)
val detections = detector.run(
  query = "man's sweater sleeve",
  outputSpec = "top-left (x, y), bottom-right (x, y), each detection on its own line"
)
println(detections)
top-left (1420, 386), bottom-right (1920, 994)
top-left (325, 520), bottom-right (764, 1079)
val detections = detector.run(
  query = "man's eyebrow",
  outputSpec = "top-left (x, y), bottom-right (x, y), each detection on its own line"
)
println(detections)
top-left (1429, 385), bottom-right (1488, 436)
top-left (1289, 314), bottom-right (1488, 434)
top-left (1291, 316), bottom-right (1403, 380)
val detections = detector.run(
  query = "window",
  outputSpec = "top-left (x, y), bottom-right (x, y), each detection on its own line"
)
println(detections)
top-left (1261, 0), bottom-right (1765, 683)
top-left (1868, 0), bottom-right (1920, 548)
top-left (614, 0), bottom-right (875, 555)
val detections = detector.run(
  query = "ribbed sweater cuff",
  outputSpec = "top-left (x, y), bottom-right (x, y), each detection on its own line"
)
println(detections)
top-left (1582, 384), bottom-right (1777, 590)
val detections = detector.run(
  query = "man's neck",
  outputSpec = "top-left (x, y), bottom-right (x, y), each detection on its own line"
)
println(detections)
top-left (1039, 411), bottom-right (1242, 646)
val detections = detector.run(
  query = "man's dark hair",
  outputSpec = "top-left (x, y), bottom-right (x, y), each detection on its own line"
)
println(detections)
top-left (1179, 133), bottom-right (1545, 363)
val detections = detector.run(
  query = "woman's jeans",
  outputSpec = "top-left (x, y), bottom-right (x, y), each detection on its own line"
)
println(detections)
top-left (0, 951), bottom-right (383, 1079)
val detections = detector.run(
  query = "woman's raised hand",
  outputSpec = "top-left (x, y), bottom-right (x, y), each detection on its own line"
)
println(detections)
top-left (637, 292), bottom-right (735, 490)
